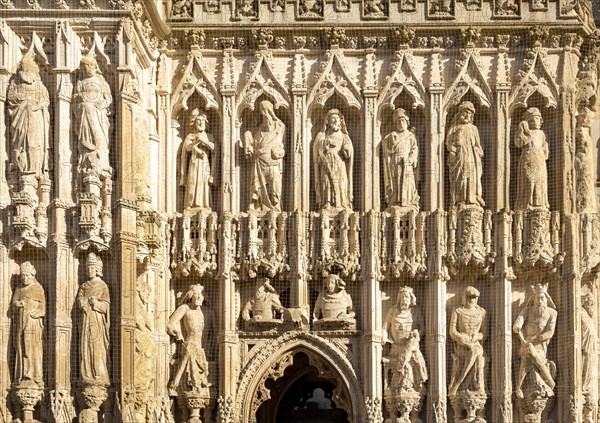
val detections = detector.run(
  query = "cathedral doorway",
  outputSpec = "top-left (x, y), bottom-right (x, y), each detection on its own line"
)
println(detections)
top-left (254, 352), bottom-right (350, 423)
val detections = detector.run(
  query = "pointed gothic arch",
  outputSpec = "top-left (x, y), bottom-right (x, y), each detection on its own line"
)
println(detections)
top-left (236, 332), bottom-right (364, 423)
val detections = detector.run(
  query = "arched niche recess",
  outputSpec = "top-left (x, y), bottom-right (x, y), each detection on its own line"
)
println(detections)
top-left (236, 332), bottom-right (364, 423)
top-left (237, 95), bottom-right (292, 213)
top-left (442, 92), bottom-right (492, 212)
top-left (307, 96), bottom-right (363, 212)
top-left (377, 90), bottom-right (426, 212)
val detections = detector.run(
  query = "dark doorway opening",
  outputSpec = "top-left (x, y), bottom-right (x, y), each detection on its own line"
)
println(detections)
top-left (255, 352), bottom-right (350, 423)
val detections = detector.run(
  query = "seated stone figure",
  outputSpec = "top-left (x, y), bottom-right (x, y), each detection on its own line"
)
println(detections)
top-left (313, 274), bottom-right (356, 330)
top-left (242, 278), bottom-right (284, 328)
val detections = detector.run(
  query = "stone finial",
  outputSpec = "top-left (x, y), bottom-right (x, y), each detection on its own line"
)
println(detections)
top-left (392, 26), bottom-right (415, 49)
top-left (253, 28), bottom-right (273, 49)
top-left (527, 26), bottom-right (549, 48)
top-left (324, 27), bottom-right (347, 49)
top-left (460, 27), bottom-right (480, 48)
top-left (185, 29), bottom-right (205, 49)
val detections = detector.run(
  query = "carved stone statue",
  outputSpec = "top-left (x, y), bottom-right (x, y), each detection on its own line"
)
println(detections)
top-left (445, 101), bottom-right (484, 209)
top-left (167, 284), bottom-right (210, 394)
top-left (77, 253), bottom-right (110, 388)
top-left (73, 56), bottom-right (112, 180)
top-left (135, 276), bottom-right (155, 393)
top-left (313, 109), bottom-right (354, 209)
top-left (242, 278), bottom-right (284, 323)
top-left (383, 286), bottom-right (427, 395)
top-left (581, 292), bottom-right (598, 423)
top-left (515, 107), bottom-right (549, 211)
top-left (313, 274), bottom-right (355, 325)
top-left (179, 109), bottom-right (215, 210)
top-left (448, 286), bottom-right (486, 397)
top-left (244, 100), bottom-right (285, 211)
top-left (7, 57), bottom-right (50, 183)
top-left (12, 261), bottom-right (45, 388)
top-left (382, 108), bottom-right (419, 210)
top-left (513, 283), bottom-right (557, 400)
top-left (576, 106), bottom-right (598, 213)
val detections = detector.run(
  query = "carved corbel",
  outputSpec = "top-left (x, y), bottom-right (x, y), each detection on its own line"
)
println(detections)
top-left (241, 210), bottom-right (289, 279)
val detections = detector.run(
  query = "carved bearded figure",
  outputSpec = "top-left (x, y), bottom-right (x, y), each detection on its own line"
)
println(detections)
top-left (448, 286), bottom-right (486, 397)
top-left (73, 57), bottom-right (112, 179)
top-left (179, 109), bottom-right (215, 209)
top-left (12, 261), bottom-right (45, 387)
top-left (242, 278), bottom-right (284, 322)
top-left (513, 284), bottom-right (557, 399)
top-left (313, 274), bottom-right (355, 322)
top-left (7, 57), bottom-right (50, 182)
top-left (244, 100), bottom-right (285, 211)
top-left (167, 284), bottom-right (210, 394)
top-left (515, 107), bottom-right (549, 211)
top-left (382, 286), bottom-right (427, 395)
top-left (313, 109), bottom-right (354, 209)
top-left (445, 101), bottom-right (485, 208)
top-left (581, 293), bottom-right (598, 422)
top-left (382, 108), bottom-right (419, 210)
top-left (77, 253), bottom-right (110, 387)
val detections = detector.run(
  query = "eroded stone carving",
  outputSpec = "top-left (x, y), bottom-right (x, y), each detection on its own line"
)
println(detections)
top-left (167, 284), bottom-right (211, 421)
top-left (581, 292), bottom-right (598, 423)
top-left (74, 56), bottom-right (113, 248)
top-left (8, 57), bottom-right (50, 184)
top-left (77, 253), bottom-right (110, 423)
top-left (382, 286), bottom-right (427, 422)
top-left (7, 57), bottom-right (51, 247)
top-left (515, 107), bottom-right (549, 211)
top-left (313, 274), bottom-right (355, 330)
top-left (448, 286), bottom-right (486, 422)
top-left (313, 109), bottom-right (354, 210)
top-left (244, 100), bottom-right (285, 212)
top-left (382, 108), bottom-right (419, 211)
top-left (74, 56), bottom-right (112, 181)
top-left (576, 106), bottom-right (597, 213)
top-left (446, 101), bottom-right (484, 209)
top-left (135, 276), bottom-right (156, 396)
top-left (11, 262), bottom-right (45, 423)
top-left (179, 109), bottom-right (214, 210)
top-left (242, 278), bottom-right (284, 328)
top-left (513, 283), bottom-right (557, 422)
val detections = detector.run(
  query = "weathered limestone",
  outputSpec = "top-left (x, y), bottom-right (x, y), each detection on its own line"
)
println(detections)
top-left (0, 2), bottom-right (598, 421)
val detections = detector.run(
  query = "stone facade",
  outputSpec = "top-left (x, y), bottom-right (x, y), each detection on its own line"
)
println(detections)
top-left (0, 0), bottom-right (599, 421)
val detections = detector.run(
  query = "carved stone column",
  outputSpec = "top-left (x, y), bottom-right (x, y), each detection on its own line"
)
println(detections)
top-left (556, 40), bottom-right (582, 423)
top-left (492, 40), bottom-right (513, 422)
top-left (363, 45), bottom-right (378, 211)
top-left (362, 211), bottom-right (383, 422)
top-left (290, 46), bottom-right (309, 313)
top-left (45, 21), bottom-right (79, 423)
top-left (426, 44), bottom-right (448, 422)
top-left (218, 38), bottom-right (240, 420)
top-left (113, 19), bottom-right (142, 417)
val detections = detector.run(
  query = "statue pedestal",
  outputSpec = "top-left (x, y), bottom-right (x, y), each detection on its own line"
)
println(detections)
top-left (313, 317), bottom-right (356, 331)
top-left (179, 388), bottom-right (210, 423)
top-left (77, 384), bottom-right (108, 423)
top-left (450, 391), bottom-right (486, 423)
top-left (245, 318), bottom-right (283, 331)
top-left (517, 395), bottom-right (553, 423)
top-left (384, 390), bottom-right (423, 423)
top-left (12, 382), bottom-right (44, 423)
